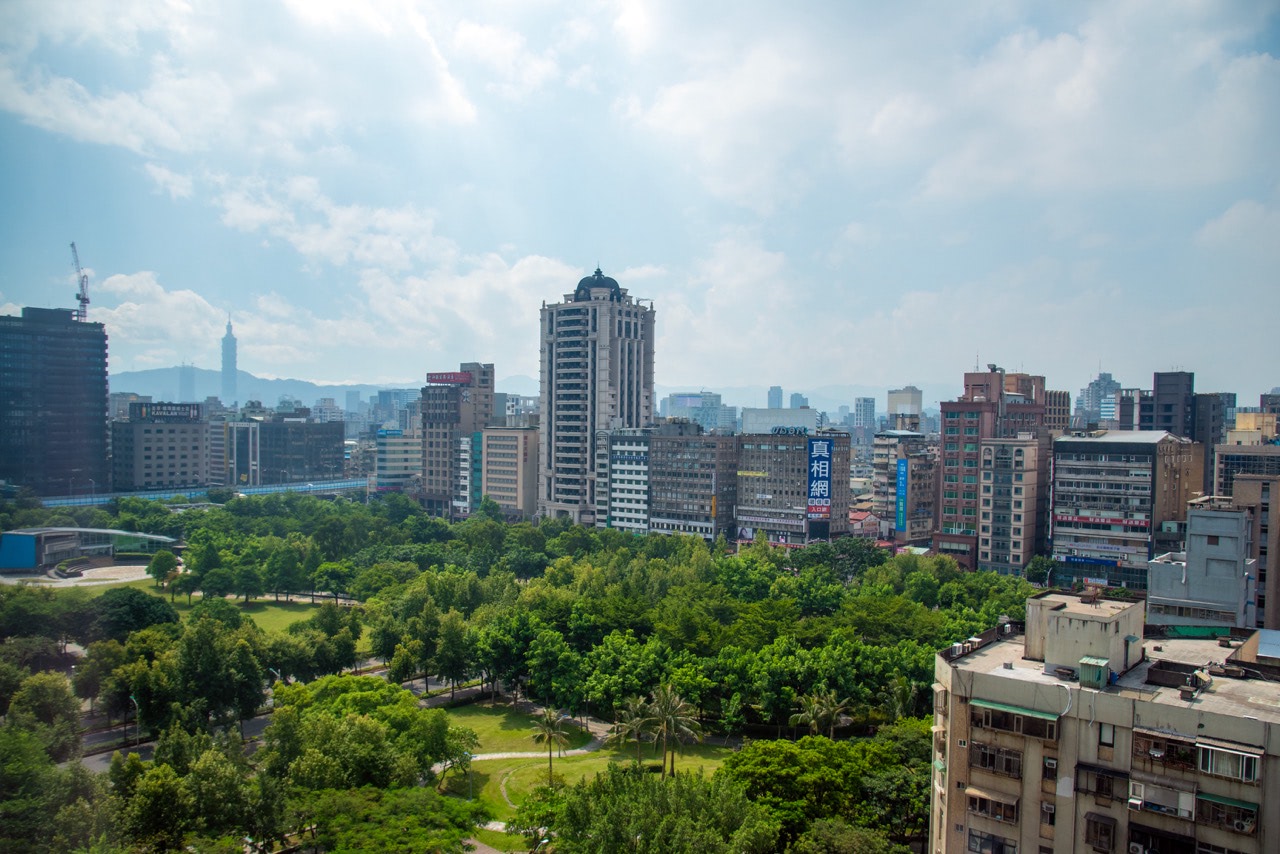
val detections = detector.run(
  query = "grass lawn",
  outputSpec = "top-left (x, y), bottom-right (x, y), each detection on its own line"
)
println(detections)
top-left (469, 827), bottom-right (528, 853)
top-left (445, 740), bottom-right (735, 822)
top-left (447, 702), bottom-right (594, 754)
top-left (81, 578), bottom-right (327, 634)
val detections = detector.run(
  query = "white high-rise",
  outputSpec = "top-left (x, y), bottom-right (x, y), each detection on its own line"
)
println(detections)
top-left (539, 268), bottom-right (655, 523)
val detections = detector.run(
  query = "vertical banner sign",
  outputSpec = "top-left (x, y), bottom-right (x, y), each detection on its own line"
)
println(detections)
top-left (895, 459), bottom-right (908, 532)
top-left (807, 438), bottom-right (832, 519)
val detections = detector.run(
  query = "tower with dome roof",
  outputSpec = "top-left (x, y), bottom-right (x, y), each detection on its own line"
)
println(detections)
top-left (538, 268), bottom-right (655, 523)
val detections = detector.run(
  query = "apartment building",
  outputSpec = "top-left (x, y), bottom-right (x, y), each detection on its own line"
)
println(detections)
top-left (977, 432), bottom-right (1051, 576)
top-left (734, 430), bottom-right (851, 545)
top-left (935, 367), bottom-right (1049, 569)
top-left (872, 429), bottom-right (936, 545)
top-left (1147, 496), bottom-right (1257, 630)
top-left (480, 426), bottom-right (538, 520)
top-left (931, 592), bottom-right (1280, 854)
top-left (647, 431), bottom-right (739, 540)
top-left (111, 402), bottom-right (208, 492)
top-left (539, 269), bottom-right (655, 523)
top-left (421, 364), bottom-right (496, 518)
top-left (373, 428), bottom-right (422, 492)
top-left (1050, 431), bottom-right (1202, 589)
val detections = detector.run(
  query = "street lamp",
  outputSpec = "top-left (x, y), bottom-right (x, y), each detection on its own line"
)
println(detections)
top-left (128, 694), bottom-right (140, 747)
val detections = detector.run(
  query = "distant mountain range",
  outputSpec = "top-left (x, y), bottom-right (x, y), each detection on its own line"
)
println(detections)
top-left (110, 366), bottom-right (539, 407)
top-left (112, 366), bottom-right (952, 415)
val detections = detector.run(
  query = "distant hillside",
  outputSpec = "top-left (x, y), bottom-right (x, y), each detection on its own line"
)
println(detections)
top-left (110, 366), bottom-right (539, 406)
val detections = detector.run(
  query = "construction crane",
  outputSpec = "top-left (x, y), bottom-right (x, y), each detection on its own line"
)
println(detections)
top-left (70, 242), bottom-right (90, 321)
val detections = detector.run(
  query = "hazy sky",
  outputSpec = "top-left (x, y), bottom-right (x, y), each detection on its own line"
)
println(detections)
top-left (1, 1), bottom-right (1276, 404)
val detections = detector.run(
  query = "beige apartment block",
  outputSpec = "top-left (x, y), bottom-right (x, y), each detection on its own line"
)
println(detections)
top-left (480, 426), bottom-right (538, 520)
top-left (932, 592), bottom-right (1280, 854)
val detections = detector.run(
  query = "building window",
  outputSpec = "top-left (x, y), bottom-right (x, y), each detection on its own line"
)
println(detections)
top-left (1099, 723), bottom-right (1114, 748)
top-left (1040, 802), bottom-right (1055, 826)
top-left (968, 793), bottom-right (1018, 823)
top-left (1084, 813), bottom-right (1115, 852)
top-left (1195, 794), bottom-right (1258, 835)
top-left (1041, 756), bottom-right (1057, 781)
top-left (1198, 746), bottom-right (1260, 783)
top-left (967, 829), bottom-right (1017, 854)
top-left (970, 742), bottom-right (1023, 779)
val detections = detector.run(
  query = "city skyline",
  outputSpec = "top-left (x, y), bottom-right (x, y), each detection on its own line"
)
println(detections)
top-left (0, 3), bottom-right (1276, 400)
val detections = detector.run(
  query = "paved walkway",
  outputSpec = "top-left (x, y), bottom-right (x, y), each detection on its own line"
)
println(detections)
top-left (0, 562), bottom-right (151, 587)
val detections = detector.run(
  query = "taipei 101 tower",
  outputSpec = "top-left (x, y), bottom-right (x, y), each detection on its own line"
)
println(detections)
top-left (221, 318), bottom-right (237, 407)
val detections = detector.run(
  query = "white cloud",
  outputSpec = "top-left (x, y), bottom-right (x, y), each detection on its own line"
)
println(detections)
top-left (215, 177), bottom-right (457, 272)
top-left (0, 0), bottom-right (476, 160)
top-left (453, 20), bottom-right (559, 98)
top-left (144, 163), bottom-right (193, 199)
top-left (1196, 199), bottom-right (1280, 252)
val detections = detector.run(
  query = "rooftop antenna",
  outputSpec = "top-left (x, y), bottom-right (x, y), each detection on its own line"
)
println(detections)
top-left (69, 242), bottom-right (90, 321)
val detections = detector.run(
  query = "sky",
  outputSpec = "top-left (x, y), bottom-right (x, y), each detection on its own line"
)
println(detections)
top-left (0, 1), bottom-right (1277, 409)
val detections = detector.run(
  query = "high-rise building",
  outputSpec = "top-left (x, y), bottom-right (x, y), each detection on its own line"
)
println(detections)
top-left (734, 430), bottom-right (851, 545)
top-left (853, 397), bottom-right (876, 429)
top-left (112, 402), bottom-right (208, 492)
top-left (1232, 475), bottom-right (1280, 628)
top-left (1147, 371), bottom-right (1195, 436)
top-left (1075, 371), bottom-right (1121, 426)
top-left (221, 319), bottom-right (237, 407)
top-left (932, 591), bottom-right (1280, 854)
top-left (888, 385), bottom-right (923, 416)
top-left (934, 367), bottom-right (1047, 569)
top-left (1216, 444), bottom-right (1280, 498)
top-left (977, 432), bottom-right (1051, 576)
top-left (480, 426), bottom-right (539, 520)
top-left (1050, 431), bottom-right (1202, 589)
top-left (789, 392), bottom-right (809, 409)
top-left (177, 363), bottom-right (196, 403)
top-left (662, 391), bottom-right (735, 433)
top-left (0, 307), bottom-right (110, 496)
top-left (872, 429), bottom-right (935, 545)
top-left (374, 428), bottom-right (422, 492)
top-left (648, 431), bottom-right (739, 541)
top-left (595, 428), bottom-right (656, 534)
top-left (767, 385), bottom-right (783, 409)
top-left (1147, 496), bottom-right (1257, 630)
top-left (1044, 389), bottom-right (1071, 433)
top-left (421, 364), bottom-right (496, 518)
top-left (539, 268), bottom-right (655, 523)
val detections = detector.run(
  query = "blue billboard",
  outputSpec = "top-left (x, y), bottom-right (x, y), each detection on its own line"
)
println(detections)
top-left (807, 438), bottom-right (833, 520)
top-left (895, 459), bottom-right (908, 532)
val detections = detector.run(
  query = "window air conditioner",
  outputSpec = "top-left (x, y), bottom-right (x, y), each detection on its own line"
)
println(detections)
top-left (1044, 758), bottom-right (1057, 769)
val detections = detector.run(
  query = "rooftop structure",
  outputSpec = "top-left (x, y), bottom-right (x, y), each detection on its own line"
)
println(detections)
top-left (932, 591), bottom-right (1280, 854)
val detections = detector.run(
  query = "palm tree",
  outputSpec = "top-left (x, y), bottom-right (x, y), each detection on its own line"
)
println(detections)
top-left (530, 708), bottom-right (570, 786)
top-left (790, 688), bottom-right (851, 739)
top-left (878, 675), bottom-right (918, 722)
top-left (648, 684), bottom-right (701, 777)
top-left (606, 695), bottom-right (651, 764)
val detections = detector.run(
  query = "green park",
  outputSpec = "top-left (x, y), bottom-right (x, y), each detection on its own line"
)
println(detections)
top-left (0, 491), bottom-right (1036, 852)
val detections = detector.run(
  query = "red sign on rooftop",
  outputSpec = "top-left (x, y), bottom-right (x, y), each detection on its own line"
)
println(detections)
top-left (426, 372), bottom-right (473, 385)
